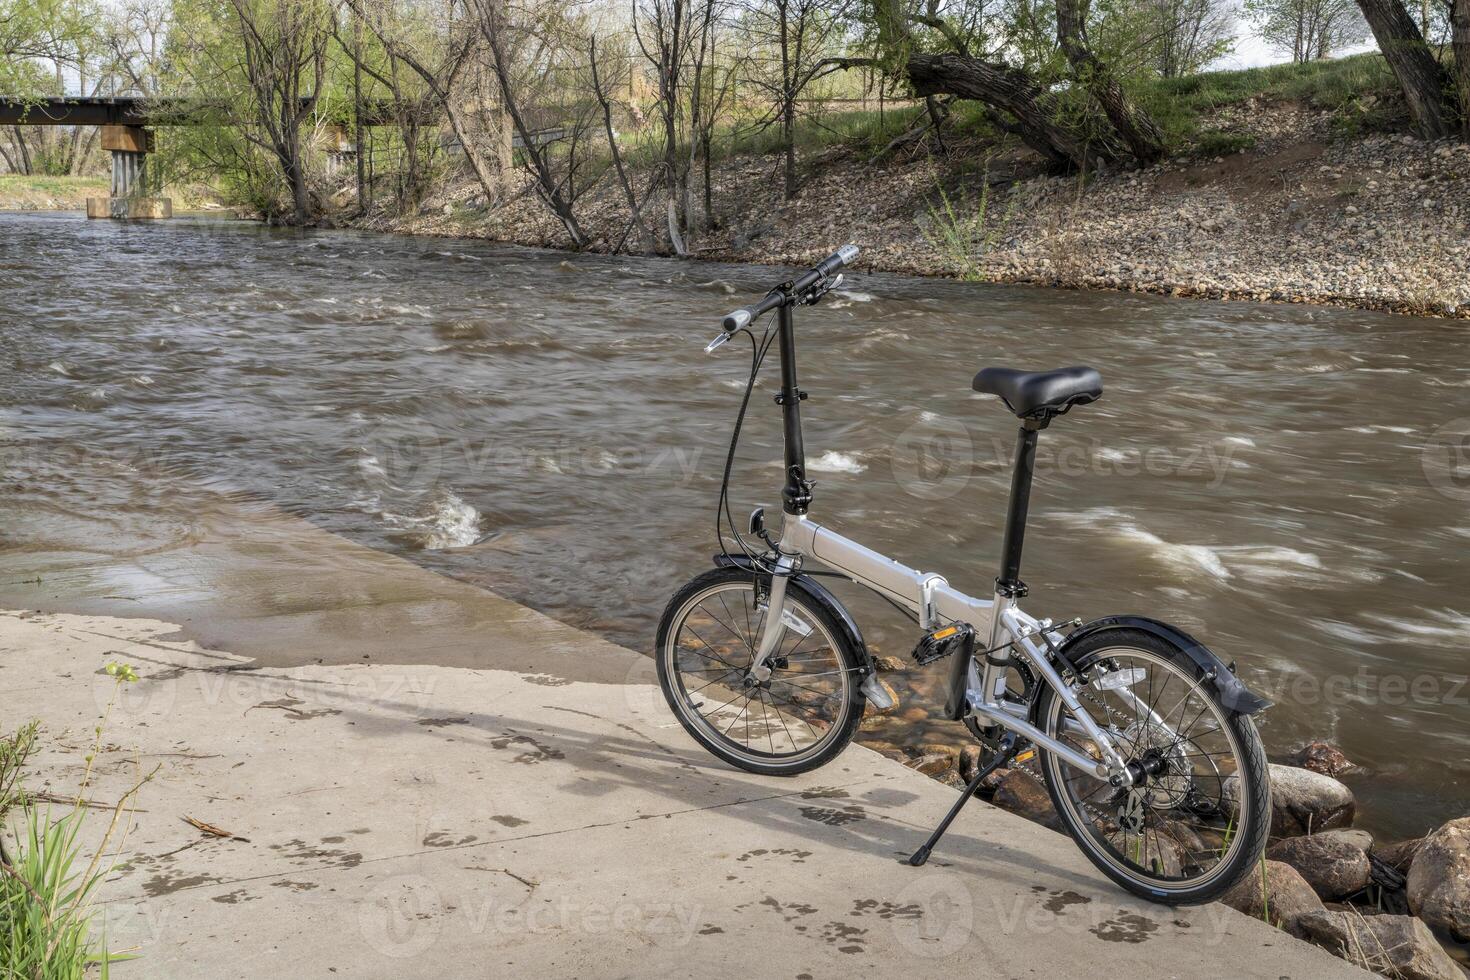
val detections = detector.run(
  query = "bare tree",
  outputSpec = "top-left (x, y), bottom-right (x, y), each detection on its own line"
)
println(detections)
top-left (227, 0), bottom-right (333, 223)
top-left (1144, 0), bottom-right (1236, 77)
top-left (743, 0), bottom-right (854, 199)
top-left (343, 0), bottom-right (515, 209)
top-left (633, 0), bottom-right (718, 245)
top-left (1454, 0), bottom-right (1470, 138)
top-left (591, 34), bottom-right (658, 253)
top-left (1245, 0), bottom-right (1370, 61)
top-left (470, 0), bottom-right (593, 247)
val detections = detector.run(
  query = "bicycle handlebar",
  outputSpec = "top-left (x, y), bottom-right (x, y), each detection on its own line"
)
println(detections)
top-left (720, 244), bottom-right (859, 333)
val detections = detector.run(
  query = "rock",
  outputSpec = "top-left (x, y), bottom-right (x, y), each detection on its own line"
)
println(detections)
top-left (873, 655), bottom-right (907, 673)
top-left (916, 743), bottom-right (960, 765)
top-left (1231, 764), bottom-right (1355, 837)
top-left (958, 744), bottom-right (982, 784)
top-left (909, 743), bottom-right (959, 777)
top-left (936, 769), bottom-right (965, 790)
top-left (1291, 740), bottom-right (1357, 778)
top-left (1293, 911), bottom-right (1464, 980)
top-left (1266, 834), bottom-right (1372, 900)
top-left (1407, 816), bottom-right (1470, 941)
top-left (1221, 860), bottom-right (1325, 931)
top-left (1316, 828), bottom-right (1373, 853)
top-left (909, 753), bottom-right (955, 777)
top-left (991, 770), bottom-right (1061, 831)
top-left (858, 739), bottom-right (904, 760)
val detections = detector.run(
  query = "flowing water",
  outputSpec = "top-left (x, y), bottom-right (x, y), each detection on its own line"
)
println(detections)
top-left (3, 212), bottom-right (1468, 841)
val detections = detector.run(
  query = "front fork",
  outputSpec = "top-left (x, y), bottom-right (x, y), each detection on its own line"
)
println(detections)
top-left (747, 555), bottom-right (893, 709)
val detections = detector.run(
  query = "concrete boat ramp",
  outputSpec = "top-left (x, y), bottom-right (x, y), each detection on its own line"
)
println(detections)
top-left (0, 500), bottom-right (1363, 977)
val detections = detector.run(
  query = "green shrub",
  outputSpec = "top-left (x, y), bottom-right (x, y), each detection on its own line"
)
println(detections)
top-left (0, 666), bottom-right (150, 978)
top-left (1194, 129), bottom-right (1258, 156)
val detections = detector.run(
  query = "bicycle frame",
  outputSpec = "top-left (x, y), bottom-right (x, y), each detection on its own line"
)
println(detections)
top-left (745, 297), bottom-right (1133, 786)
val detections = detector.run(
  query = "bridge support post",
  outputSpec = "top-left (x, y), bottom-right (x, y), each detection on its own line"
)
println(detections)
top-left (87, 126), bottom-right (172, 220)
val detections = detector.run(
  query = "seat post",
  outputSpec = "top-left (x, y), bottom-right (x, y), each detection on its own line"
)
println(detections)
top-left (997, 419), bottom-right (1043, 596)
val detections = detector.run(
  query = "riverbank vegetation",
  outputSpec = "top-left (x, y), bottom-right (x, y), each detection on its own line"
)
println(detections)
top-left (0, 664), bottom-right (151, 979)
top-left (2, 0), bottom-right (1465, 313)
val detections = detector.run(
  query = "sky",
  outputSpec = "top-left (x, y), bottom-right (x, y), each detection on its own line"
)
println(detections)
top-left (1214, 32), bottom-right (1379, 70)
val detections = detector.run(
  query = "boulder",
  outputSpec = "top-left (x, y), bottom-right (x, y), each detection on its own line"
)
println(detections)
top-left (1293, 911), bottom-right (1464, 980)
top-left (1406, 816), bottom-right (1470, 941)
top-left (1266, 834), bottom-right (1372, 900)
top-left (991, 770), bottom-right (1061, 831)
top-left (909, 750), bottom-right (957, 778)
top-left (1316, 828), bottom-right (1374, 853)
top-left (1220, 860), bottom-right (1325, 931)
top-left (1228, 764), bottom-right (1355, 837)
top-left (1291, 740), bottom-right (1357, 778)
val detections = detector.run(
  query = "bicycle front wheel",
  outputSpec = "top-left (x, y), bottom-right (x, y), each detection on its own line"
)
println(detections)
top-left (1033, 628), bottom-right (1270, 905)
top-left (655, 566), bottom-right (866, 775)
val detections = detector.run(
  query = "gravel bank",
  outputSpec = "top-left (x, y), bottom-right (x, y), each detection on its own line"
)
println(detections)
top-left (355, 101), bottom-right (1469, 319)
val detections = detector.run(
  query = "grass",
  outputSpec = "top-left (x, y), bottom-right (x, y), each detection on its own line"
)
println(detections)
top-left (921, 167), bottom-right (1017, 280)
top-left (673, 53), bottom-right (1408, 169)
top-left (0, 665), bottom-right (151, 978)
top-left (667, 53), bottom-right (1407, 169)
top-left (0, 174), bottom-right (107, 195)
top-left (612, 99), bottom-right (1000, 173)
top-left (1137, 52), bottom-right (1404, 146)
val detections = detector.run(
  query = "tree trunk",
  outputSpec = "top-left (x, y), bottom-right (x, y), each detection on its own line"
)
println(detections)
top-left (1055, 0), bottom-right (1166, 164)
top-left (1356, 0), bottom-right (1453, 139)
top-left (11, 127), bottom-right (31, 175)
top-left (591, 36), bottom-right (656, 253)
top-left (782, 96), bottom-right (797, 198)
top-left (352, 16), bottom-right (367, 210)
top-left (1454, 0), bottom-right (1470, 139)
top-left (904, 52), bottom-right (1097, 169)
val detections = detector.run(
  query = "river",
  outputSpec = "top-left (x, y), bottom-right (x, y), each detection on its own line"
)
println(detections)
top-left (3, 211), bottom-right (1467, 842)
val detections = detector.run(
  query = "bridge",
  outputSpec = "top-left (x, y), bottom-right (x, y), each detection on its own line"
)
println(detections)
top-left (0, 96), bottom-right (218, 218)
top-left (2, 94), bottom-right (560, 220)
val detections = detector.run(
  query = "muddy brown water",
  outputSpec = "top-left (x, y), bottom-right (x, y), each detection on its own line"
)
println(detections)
top-left (3, 212), bottom-right (1468, 842)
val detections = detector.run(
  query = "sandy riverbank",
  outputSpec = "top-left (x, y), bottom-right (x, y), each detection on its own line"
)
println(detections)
top-left (353, 101), bottom-right (1469, 320)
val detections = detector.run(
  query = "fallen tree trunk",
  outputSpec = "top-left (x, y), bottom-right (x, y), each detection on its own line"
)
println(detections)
top-left (904, 51), bottom-right (1097, 169)
top-left (1055, 0), bottom-right (1166, 164)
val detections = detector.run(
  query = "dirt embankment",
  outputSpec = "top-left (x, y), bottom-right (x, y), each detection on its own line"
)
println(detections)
top-left (0, 175), bottom-right (105, 210)
top-left (355, 99), bottom-right (1470, 319)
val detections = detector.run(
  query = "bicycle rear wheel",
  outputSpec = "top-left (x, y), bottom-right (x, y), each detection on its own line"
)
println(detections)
top-left (1033, 628), bottom-right (1270, 905)
top-left (655, 566), bottom-right (866, 775)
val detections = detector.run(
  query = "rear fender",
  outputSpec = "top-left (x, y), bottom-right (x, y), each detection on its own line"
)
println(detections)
top-left (1058, 615), bottom-right (1272, 715)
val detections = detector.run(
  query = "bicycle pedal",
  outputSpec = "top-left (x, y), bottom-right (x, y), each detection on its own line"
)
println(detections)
top-left (912, 623), bottom-right (974, 667)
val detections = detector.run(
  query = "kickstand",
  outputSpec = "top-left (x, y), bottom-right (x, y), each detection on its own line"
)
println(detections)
top-left (908, 731), bottom-right (1023, 867)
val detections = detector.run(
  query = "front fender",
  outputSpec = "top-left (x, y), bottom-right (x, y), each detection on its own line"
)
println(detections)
top-left (1059, 615), bottom-right (1272, 715)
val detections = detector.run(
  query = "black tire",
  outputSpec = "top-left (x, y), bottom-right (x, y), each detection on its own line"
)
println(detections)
top-left (1032, 628), bottom-right (1270, 905)
top-left (655, 566), bottom-right (866, 775)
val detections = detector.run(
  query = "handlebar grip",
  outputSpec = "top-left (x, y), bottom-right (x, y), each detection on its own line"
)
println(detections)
top-left (722, 307), bottom-right (755, 333)
top-left (717, 245), bottom-right (860, 335)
